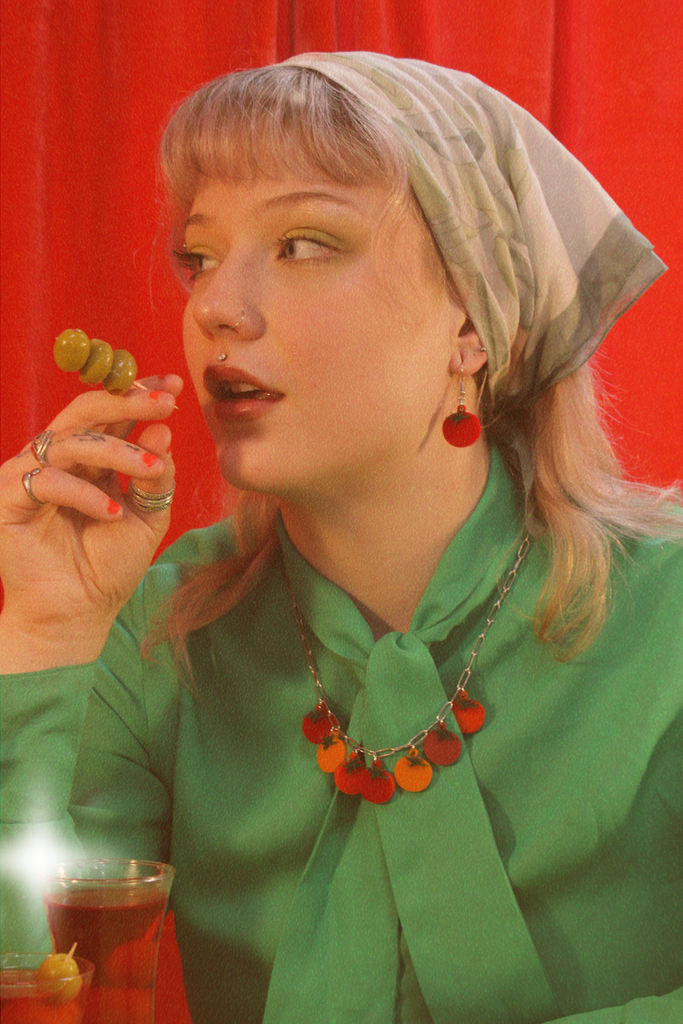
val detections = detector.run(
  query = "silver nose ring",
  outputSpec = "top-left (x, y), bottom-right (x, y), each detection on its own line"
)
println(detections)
top-left (217, 311), bottom-right (245, 361)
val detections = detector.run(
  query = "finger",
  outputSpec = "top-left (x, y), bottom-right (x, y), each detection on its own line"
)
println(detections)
top-left (126, 423), bottom-right (175, 520)
top-left (135, 374), bottom-right (184, 398)
top-left (11, 466), bottom-right (124, 522)
top-left (28, 428), bottom-right (168, 484)
top-left (107, 375), bottom-right (184, 439)
top-left (136, 422), bottom-right (172, 457)
top-left (104, 378), bottom-right (184, 441)
top-left (46, 383), bottom-right (180, 437)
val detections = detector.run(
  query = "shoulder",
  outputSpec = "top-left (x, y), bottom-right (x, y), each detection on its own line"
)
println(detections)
top-left (118, 519), bottom-right (238, 635)
top-left (595, 532), bottom-right (683, 690)
top-left (154, 519), bottom-right (237, 568)
top-left (616, 531), bottom-right (683, 609)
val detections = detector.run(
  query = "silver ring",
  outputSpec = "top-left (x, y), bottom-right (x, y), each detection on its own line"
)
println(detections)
top-left (230, 311), bottom-right (245, 330)
top-left (128, 480), bottom-right (175, 513)
top-left (31, 430), bottom-right (55, 466)
top-left (22, 467), bottom-right (47, 505)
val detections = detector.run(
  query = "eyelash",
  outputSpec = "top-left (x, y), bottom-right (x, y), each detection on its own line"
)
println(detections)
top-left (172, 250), bottom-right (206, 281)
top-left (276, 234), bottom-right (336, 264)
top-left (172, 234), bottom-right (336, 283)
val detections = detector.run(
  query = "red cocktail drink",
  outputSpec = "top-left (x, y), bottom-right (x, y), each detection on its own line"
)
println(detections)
top-left (41, 861), bottom-right (174, 1024)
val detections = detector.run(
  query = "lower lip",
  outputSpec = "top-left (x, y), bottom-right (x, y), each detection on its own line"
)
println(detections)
top-left (211, 393), bottom-right (282, 422)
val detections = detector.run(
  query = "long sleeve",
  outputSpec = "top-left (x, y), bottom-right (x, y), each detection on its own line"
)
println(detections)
top-left (0, 542), bottom-right (184, 952)
top-left (1, 664), bottom-right (94, 949)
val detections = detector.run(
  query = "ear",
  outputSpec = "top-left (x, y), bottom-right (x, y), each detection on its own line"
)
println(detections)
top-left (449, 314), bottom-right (487, 376)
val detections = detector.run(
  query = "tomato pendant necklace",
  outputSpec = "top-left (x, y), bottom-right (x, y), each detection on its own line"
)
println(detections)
top-left (290, 535), bottom-right (530, 804)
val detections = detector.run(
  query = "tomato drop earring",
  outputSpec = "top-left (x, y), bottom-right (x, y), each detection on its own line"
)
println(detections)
top-left (442, 364), bottom-right (482, 447)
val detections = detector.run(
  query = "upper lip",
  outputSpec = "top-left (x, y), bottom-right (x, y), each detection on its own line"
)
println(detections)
top-left (204, 364), bottom-right (282, 400)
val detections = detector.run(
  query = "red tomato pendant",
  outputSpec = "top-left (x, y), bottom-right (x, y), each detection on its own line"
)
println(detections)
top-left (334, 753), bottom-right (368, 795)
top-left (423, 722), bottom-right (462, 765)
top-left (451, 691), bottom-right (485, 733)
top-left (359, 759), bottom-right (396, 804)
top-left (302, 701), bottom-right (338, 744)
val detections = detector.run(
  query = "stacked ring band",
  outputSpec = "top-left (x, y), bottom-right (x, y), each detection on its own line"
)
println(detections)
top-left (22, 467), bottom-right (47, 505)
top-left (128, 480), bottom-right (176, 513)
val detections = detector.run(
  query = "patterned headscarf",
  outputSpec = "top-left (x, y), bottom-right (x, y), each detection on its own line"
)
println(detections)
top-left (283, 52), bottom-right (665, 408)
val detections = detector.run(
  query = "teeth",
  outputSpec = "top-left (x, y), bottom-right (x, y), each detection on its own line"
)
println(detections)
top-left (228, 382), bottom-right (260, 394)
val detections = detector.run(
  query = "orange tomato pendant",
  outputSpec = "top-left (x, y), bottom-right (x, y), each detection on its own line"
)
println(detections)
top-left (394, 748), bottom-right (433, 792)
top-left (317, 730), bottom-right (347, 773)
top-left (451, 691), bottom-right (485, 733)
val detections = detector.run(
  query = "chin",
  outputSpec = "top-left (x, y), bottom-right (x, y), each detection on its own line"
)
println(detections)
top-left (215, 446), bottom-right (290, 496)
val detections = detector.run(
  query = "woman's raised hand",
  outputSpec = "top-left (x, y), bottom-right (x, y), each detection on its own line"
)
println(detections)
top-left (0, 375), bottom-right (183, 672)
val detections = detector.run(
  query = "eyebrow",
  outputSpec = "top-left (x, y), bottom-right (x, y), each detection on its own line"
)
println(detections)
top-left (262, 191), bottom-right (359, 211)
top-left (185, 190), bottom-right (359, 229)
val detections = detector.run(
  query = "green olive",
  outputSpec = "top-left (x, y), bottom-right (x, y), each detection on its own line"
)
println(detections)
top-left (103, 349), bottom-right (138, 395)
top-left (36, 951), bottom-right (83, 1005)
top-left (54, 329), bottom-right (91, 371)
top-left (79, 338), bottom-right (114, 384)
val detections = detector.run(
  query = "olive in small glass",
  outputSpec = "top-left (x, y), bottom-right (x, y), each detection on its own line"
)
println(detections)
top-left (0, 951), bottom-right (95, 1023)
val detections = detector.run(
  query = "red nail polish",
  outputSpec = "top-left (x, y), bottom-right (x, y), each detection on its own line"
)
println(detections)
top-left (142, 452), bottom-right (159, 466)
top-left (149, 391), bottom-right (162, 400)
top-left (108, 499), bottom-right (121, 515)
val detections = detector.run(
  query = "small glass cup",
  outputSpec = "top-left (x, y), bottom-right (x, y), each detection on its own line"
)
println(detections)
top-left (41, 860), bottom-right (175, 1024)
top-left (0, 951), bottom-right (95, 1022)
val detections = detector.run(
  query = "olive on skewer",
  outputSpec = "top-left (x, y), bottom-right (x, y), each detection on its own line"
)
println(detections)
top-left (54, 328), bottom-right (138, 395)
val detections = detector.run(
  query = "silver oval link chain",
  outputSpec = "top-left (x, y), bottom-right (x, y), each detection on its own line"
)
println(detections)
top-left (288, 534), bottom-right (530, 763)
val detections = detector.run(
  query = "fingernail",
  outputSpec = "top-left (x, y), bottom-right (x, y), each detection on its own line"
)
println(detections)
top-left (149, 391), bottom-right (162, 400)
top-left (142, 452), bottom-right (159, 466)
top-left (108, 499), bottom-right (122, 515)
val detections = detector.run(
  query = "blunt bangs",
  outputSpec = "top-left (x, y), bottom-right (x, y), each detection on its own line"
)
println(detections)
top-left (160, 65), bottom-right (409, 230)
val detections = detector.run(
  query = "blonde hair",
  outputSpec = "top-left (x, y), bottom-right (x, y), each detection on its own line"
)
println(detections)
top-left (155, 65), bottom-right (681, 668)
top-left (160, 65), bottom-right (408, 235)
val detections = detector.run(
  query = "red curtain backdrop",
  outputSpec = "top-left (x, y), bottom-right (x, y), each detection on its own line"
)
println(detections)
top-left (2, 2), bottom-right (682, 1021)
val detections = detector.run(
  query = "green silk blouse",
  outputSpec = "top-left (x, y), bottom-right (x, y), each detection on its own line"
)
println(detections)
top-left (2, 448), bottom-right (682, 1023)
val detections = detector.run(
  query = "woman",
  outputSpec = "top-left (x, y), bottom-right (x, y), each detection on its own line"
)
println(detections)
top-left (1, 52), bottom-right (681, 1024)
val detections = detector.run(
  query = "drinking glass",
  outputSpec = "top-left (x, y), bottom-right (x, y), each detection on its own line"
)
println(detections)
top-left (41, 860), bottom-right (174, 1024)
top-left (0, 951), bottom-right (95, 1023)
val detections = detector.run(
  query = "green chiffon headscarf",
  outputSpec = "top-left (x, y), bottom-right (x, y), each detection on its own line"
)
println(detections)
top-left (282, 52), bottom-right (666, 408)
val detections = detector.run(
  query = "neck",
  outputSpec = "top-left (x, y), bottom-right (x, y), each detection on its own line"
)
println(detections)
top-left (279, 440), bottom-right (490, 638)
